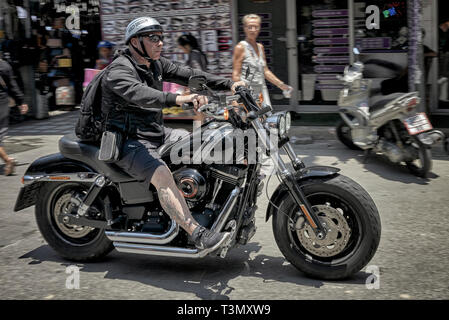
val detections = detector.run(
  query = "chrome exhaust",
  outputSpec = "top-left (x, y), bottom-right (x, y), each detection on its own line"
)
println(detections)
top-left (110, 186), bottom-right (240, 258)
top-left (210, 186), bottom-right (240, 232)
top-left (113, 232), bottom-right (231, 258)
top-left (105, 221), bottom-right (179, 245)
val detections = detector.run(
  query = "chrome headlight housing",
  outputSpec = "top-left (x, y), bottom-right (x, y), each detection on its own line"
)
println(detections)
top-left (264, 112), bottom-right (291, 137)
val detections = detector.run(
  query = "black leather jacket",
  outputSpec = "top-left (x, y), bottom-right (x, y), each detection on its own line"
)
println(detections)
top-left (101, 49), bottom-right (233, 144)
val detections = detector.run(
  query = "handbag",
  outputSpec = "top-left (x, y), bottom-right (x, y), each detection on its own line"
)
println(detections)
top-left (98, 131), bottom-right (123, 162)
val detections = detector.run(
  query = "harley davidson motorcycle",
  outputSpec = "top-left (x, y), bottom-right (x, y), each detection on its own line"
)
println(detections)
top-left (14, 76), bottom-right (381, 280)
top-left (336, 49), bottom-right (444, 178)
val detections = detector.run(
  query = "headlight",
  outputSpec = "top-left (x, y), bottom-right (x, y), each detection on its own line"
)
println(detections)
top-left (264, 112), bottom-right (290, 137)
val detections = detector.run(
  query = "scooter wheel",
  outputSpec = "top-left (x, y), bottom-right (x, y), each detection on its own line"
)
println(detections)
top-left (336, 120), bottom-right (361, 150)
top-left (405, 144), bottom-right (432, 178)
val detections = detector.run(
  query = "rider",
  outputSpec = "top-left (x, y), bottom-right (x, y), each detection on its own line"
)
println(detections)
top-left (101, 17), bottom-right (246, 250)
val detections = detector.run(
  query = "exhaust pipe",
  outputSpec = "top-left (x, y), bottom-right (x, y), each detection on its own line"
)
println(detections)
top-left (105, 221), bottom-right (179, 245)
top-left (110, 186), bottom-right (240, 258)
top-left (210, 186), bottom-right (240, 232)
top-left (113, 232), bottom-right (231, 258)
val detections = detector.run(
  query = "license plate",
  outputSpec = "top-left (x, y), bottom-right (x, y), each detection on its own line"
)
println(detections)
top-left (403, 113), bottom-right (433, 135)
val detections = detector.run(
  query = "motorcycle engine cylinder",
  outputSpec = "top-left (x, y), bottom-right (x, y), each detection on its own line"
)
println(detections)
top-left (173, 168), bottom-right (207, 202)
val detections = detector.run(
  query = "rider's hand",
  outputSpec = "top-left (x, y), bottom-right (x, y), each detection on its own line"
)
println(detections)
top-left (231, 80), bottom-right (247, 94)
top-left (176, 94), bottom-right (208, 110)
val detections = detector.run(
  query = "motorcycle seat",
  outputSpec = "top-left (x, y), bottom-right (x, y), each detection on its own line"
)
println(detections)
top-left (369, 92), bottom-right (405, 112)
top-left (58, 133), bottom-right (134, 182)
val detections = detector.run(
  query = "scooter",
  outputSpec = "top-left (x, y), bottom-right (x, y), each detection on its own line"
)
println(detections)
top-left (336, 48), bottom-right (444, 178)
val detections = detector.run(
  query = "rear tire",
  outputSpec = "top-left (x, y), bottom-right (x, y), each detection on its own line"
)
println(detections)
top-left (336, 120), bottom-right (361, 150)
top-left (35, 182), bottom-right (114, 262)
top-left (405, 144), bottom-right (432, 178)
top-left (272, 175), bottom-right (381, 280)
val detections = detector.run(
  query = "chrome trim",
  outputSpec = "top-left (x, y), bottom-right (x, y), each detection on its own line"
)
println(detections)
top-left (112, 232), bottom-right (231, 258)
top-left (23, 173), bottom-right (99, 185)
top-left (210, 187), bottom-right (240, 233)
top-left (105, 221), bottom-right (179, 245)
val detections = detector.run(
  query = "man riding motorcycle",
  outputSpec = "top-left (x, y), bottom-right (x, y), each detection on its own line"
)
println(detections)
top-left (101, 17), bottom-right (246, 250)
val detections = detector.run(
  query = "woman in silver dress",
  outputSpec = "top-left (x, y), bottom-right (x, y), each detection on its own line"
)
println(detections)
top-left (232, 14), bottom-right (292, 105)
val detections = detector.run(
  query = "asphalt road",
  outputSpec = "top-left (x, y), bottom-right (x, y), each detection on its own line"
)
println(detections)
top-left (0, 113), bottom-right (448, 300)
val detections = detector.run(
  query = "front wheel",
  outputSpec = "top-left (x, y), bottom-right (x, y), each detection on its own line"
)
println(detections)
top-left (35, 182), bottom-right (114, 261)
top-left (272, 175), bottom-right (381, 280)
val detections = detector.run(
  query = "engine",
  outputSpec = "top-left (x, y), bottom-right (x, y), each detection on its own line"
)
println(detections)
top-left (172, 168), bottom-right (208, 205)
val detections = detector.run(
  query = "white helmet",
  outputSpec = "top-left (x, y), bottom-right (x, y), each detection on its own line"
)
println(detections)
top-left (125, 17), bottom-right (163, 44)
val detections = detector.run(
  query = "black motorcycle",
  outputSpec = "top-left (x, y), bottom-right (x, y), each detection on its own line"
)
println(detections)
top-left (14, 77), bottom-right (381, 280)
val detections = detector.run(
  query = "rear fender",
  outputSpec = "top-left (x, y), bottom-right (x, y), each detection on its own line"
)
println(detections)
top-left (14, 153), bottom-right (96, 212)
top-left (265, 166), bottom-right (340, 222)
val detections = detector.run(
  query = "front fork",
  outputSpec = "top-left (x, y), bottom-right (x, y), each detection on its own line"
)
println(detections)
top-left (252, 120), bottom-right (327, 238)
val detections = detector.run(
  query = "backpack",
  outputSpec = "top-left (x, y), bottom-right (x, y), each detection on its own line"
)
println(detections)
top-left (75, 68), bottom-right (108, 142)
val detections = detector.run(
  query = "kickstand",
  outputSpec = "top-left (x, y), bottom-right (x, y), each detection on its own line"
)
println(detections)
top-left (362, 149), bottom-right (371, 164)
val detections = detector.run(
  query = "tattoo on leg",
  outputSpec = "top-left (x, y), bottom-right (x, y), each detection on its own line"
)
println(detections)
top-left (159, 186), bottom-right (199, 234)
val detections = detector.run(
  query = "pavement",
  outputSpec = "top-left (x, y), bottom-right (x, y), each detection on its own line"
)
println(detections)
top-left (0, 110), bottom-right (449, 300)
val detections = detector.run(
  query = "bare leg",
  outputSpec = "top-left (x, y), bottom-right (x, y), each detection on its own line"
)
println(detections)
top-left (0, 146), bottom-right (12, 163)
top-left (150, 165), bottom-right (200, 235)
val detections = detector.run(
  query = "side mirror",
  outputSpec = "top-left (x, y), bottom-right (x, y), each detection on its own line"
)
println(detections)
top-left (188, 75), bottom-right (207, 93)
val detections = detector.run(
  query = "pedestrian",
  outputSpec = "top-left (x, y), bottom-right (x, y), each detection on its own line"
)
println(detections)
top-left (232, 14), bottom-right (291, 179)
top-left (95, 41), bottom-right (115, 70)
top-left (0, 56), bottom-right (28, 175)
top-left (99, 17), bottom-right (246, 249)
top-left (232, 14), bottom-right (292, 106)
top-left (177, 33), bottom-right (208, 125)
top-left (177, 34), bottom-right (208, 71)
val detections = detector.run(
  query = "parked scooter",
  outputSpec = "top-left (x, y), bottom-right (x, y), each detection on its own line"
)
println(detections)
top-left (336, 48), bottom-right (444, 178)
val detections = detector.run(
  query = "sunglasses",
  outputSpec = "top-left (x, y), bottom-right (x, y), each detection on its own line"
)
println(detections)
top-left (142, 34), bottom-right (164, 43)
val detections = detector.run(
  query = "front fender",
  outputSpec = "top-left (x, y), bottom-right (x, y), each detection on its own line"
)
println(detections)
top-left (265, 166), bottom-right (340, 222)
top-left (14, 153), bottom-right (96, 212)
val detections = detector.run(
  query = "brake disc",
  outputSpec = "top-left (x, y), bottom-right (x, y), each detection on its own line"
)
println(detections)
top-left (295, 204), bottom-right (351, 258)
top-left (54, 193), bottom-right (94, 238)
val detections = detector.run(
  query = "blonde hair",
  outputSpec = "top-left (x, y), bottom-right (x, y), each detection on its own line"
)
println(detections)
top-left (242, 14), bottom-right (261, 26)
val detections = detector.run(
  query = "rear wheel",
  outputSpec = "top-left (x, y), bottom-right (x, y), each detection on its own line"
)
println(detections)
top-left (35, 182), bottom-right (114, 261)
top-left (272, 175), bottom-right (381, 280)
top-left (336, 120), bottom-right (361, 150)
top-left (405, 144), bottom-right (432, 178)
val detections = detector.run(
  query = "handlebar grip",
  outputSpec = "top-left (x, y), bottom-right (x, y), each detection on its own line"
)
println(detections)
top-left (182, 102), bottom-right (195, 110)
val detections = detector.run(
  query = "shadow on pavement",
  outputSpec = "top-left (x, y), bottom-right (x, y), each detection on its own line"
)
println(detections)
top-left (299, 146), bottom-right (441, 185)
top-left (19, 242), bottom-right (371, 299)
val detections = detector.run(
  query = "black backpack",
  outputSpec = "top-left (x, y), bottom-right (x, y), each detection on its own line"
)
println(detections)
top-left (75, 68), bottom-right (108, 142)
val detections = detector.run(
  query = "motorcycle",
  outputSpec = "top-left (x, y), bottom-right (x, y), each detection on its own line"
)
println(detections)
top-left (14, 76), bottom-right (381, 280)
top-left (336, 48), bottom-right (444, 178)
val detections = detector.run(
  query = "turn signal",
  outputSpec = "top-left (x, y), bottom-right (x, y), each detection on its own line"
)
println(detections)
top-left (224, 109), bottom-right (229, 120)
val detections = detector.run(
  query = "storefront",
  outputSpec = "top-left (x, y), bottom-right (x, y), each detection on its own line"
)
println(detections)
top-left (0, 0), bottom-right (102, 117)
top-left (233, 0), bottom-right (447, 116)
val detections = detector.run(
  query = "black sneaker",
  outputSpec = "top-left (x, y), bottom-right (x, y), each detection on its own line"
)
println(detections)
top-left (191, 226), bottom-right (227, 250)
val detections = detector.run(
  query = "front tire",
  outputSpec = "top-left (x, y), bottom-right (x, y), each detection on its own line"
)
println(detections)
top-left (35, 182), bottom-right (114, 262)
top-left (272, 175), bottom-right (381, 280)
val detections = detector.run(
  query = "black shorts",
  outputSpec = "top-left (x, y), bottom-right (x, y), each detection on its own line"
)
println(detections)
top-left (115, 127), bottom-right (189, 188)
